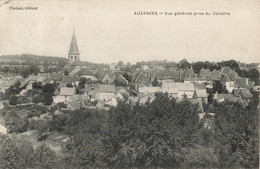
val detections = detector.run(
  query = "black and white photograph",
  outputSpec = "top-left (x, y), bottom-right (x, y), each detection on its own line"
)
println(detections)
top-left (0, 0), bottom-right (259, 168)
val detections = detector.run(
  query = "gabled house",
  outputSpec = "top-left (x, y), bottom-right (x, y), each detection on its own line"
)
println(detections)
top-left (198, 68), bottom-right (211, 82)
top-left (234, 78), bottom-right (255, 90)
top-left (233, 88), bottom-right (253, 103)
top-left (101, 74), bottom-right (114, 84)
top-left (193, 83), bottom-right (208, 101)
top-left (98, 84), bottom-right (116, 103)
top-left (60, 75), bottom-right (80, 87)
top-left (132, 72), bottom-right (151, 86)
top-left (181, 68), bottom-right (197, 83)
top-left (220, 73), bottom-right (234, 93)
top-left (213, 93), bottom-right (236, 102)
top-left (114, 74), bottom-right (128, 86)
top-left (210, 69), bottom-right (221, 81)
top-left (84, 84), bottom-right (116, 103)
top-left (53, 87), bottom-right (75, 104)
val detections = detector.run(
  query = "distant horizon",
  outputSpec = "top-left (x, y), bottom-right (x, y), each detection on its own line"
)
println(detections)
top-left (0, 53), bottom-right (259, 65)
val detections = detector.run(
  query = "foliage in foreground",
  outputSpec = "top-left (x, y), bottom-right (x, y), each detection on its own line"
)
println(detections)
top-left (0, 92), bottom-right (259, 168)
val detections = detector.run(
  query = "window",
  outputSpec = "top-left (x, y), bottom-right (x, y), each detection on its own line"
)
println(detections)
top-left (74, 56), bottom-right (77, 60)
top-left (71, 56), bottom-right (73, 59)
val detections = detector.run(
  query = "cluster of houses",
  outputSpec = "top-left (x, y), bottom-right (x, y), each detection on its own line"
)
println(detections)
top-left (0, 62), bottom-right (257, 113)
top-left (0, 31), bottom-right (258, 113)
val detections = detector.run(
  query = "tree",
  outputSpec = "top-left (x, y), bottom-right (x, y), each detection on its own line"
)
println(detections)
top-left (179, 59), bottom-right (190, 69)
top-left (43, 94), bottom-right (53, 105)
top-left (32, 94), bottom-right (44, 103)
top-left (9, 95), bottom-right (18, 105)
top-left (152, 77), bottom-right (159, 86)
top-left (212, 81), bottom-right (228, 94)
top-left (42, 83), bottom-right (55, 95)
top-left (117, 61), bottom-right (124, 67)
top-left (33, 144), bottom-right (57, 169)
top-left (64, 69), bottom-right (69, 76)
top-left (32, 81), bottom-right (42, 91)
top-left (66, 83), bottom-right (73, 88)
top-left (0, 138), bottom-right (19, 169)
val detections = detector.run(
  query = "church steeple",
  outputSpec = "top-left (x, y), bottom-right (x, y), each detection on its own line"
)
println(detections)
top-left (68, 30), bottom-right (80, 61)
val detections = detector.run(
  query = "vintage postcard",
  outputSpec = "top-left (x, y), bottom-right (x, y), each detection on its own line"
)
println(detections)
top-left (0, 0), bottom-right (259, 168)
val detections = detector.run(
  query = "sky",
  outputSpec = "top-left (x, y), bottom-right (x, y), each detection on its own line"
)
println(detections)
top-left (0, 0), bottom-right (259, 64)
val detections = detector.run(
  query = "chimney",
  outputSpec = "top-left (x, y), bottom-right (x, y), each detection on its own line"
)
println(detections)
top-left (246, 78), bottom-right (248, 85)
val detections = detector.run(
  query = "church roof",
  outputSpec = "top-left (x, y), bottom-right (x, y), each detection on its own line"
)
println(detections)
top-left (68, 31), bottom-right (79, 55)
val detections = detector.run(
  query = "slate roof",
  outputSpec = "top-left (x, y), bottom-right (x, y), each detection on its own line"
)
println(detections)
top-left (85, 84), bottom-right (115, 94)
top-left (195, 89), bottom-right (208, 98)
top-left (234, 78), bottom-right (255, 89)
top-left (181, 68), bottom-right (196, 81)
top-left (199, 68), bottom-right (210, 79)
top-left (239, 89), bottom-right (253, 98)
top-left (193, 83), bottom-right (206, 90)
top-left (60, 87), bottom-right (75, 96)
top-left (76, 68), bottom-right (94, 76)
top-left (68, 31), bottom-right (79, 55)
top-left (214, 94), bottom-right (236, 102)
top-left (210, 69), bottom-right (220, 81)
top-left (99, 84), bottom-right (115, 93)
top-left (61, 75), bottom-right (80, 84)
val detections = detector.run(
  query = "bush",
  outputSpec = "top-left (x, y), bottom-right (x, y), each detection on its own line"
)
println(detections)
top-left (57, 102), bottom-right (67, 108)
top-left (9, 95), bottom-right (18, 105)
top-left (32, 94), bottom-right (44, 103)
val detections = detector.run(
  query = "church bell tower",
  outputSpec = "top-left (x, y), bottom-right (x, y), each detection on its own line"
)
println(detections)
top-left (68, 30), bottom-right (80, 61)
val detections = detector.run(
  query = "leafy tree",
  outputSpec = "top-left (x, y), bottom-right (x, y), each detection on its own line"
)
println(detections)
top-left (152, 77), bottom-right (159, 86)
top-left (117, 61), bottom-right (124, 67)
top-left (9, 95), bottom-right (18, 105)
top-left (179, 59), bottom-right (190, 69)
top-left (32, 94), bottom-right (44, 103)
top-left (32, 144), bottom-right (57, 169)
top-left (43, 93), bottom-right (53, 105)
top-left (0, 138), bottom-right (19, 169)
top-left (212, 81), bottom-right (228, 94)
top-left (32, 81), bottom-right (42, 91)
top-left (64, 69), bottom-right (69, 76)
top-left (42, 83), bottom-right (55, 95)
top-left (66, 83), bottom-right (73, 88)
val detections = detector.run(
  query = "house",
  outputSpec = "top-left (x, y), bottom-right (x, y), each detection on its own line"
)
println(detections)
top-left (98, 84), bottom-right (116, 103)
top-left (177, 83), bottom-right (195, 99)
top-left (139, 86), bottom-right (161, 95)
top-left (198, 68), bottom-right (211, 82)
top-left (114, 74), bottom-right (128, 86)
top-left (75, 68), bottom-right (94, 77)
top-left (53, 87), bottom-right (75, 103)
top-left (221, 66), bottom-right (239, 81)
top-left (181, 68), bottom-right (197, 83)
top-left (84, 84), bottom-right (116, 103)
top-left (213, 93), bottom-right (237, 102)
top-left (60, 75), bottom-right (80, 87)
top-left (233, 88), bottom-right (253, 102)
top-left (220, 73), bottom-right (234, 93)
top-left (234, 78), bottom-right (255, 90)
top-left (132, 72), bottom-right (151, 86)
top-left (70, 60), bottom-right (88, 69)
top-left (101, 74), bottom-right (114, 84)
top-left (193, 83), bottom-right (208, 101)
top-left (141, 65), bottom-right (149, 70)
top-left (210, 69), bottom-right (221, 81)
